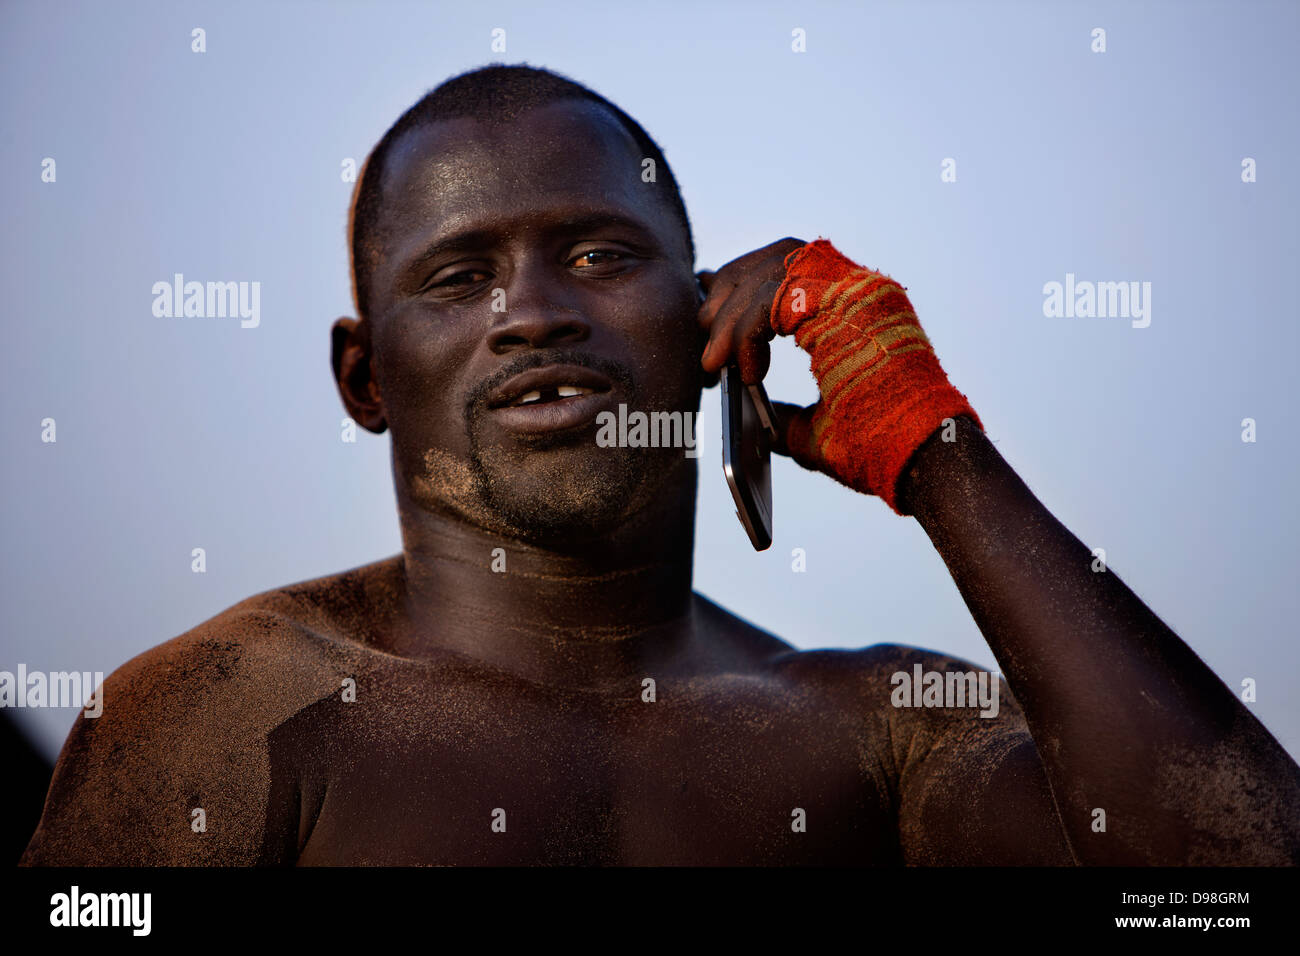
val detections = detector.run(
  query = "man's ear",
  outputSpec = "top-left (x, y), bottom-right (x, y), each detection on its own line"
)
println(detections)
top-left (331, 317), bottom-right (388, 433)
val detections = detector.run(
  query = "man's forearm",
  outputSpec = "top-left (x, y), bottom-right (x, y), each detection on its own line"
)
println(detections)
top-left (897, 415), bottom-right (1300, 864)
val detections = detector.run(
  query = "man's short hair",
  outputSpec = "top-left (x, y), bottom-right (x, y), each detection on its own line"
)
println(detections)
top-left (348, 63), bottom-right (696, 323)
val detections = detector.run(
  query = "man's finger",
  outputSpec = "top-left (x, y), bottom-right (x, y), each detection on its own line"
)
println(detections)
top-left (701, 319), bottom-right (735, 372)
top-left (755, 279), bottom-right (782, 332)
top-left (736, 284), bottom-right (780, 384)
top-left (737, 334), bottom-right (770, 385)
top-left (769, 400), bottom-right (822, 471)
top-left (696, 273), bottom-right (737, 332)
top-left (700, 287), bottom-right (745, 372)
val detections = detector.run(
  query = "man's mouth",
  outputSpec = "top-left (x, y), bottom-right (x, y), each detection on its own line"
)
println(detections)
top-left (485, 363), bottom-right (618, 435)
top-left (487, 364), bottom-right (613, 408)
top-left (511, 383), bottom-right (599, 406)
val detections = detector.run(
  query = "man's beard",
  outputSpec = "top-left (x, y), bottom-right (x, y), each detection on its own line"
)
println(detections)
top-left (458, 349), bottom-right (689, 545)
top-left (465, 432), bottom-right (669, 544)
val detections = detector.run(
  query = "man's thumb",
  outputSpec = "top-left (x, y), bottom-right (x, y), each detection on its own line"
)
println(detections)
top-left (770, 400), bottom-right (823, 472)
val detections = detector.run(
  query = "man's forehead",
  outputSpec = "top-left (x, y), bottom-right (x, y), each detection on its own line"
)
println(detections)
top-left (378, 100), bottom-right (646, 222)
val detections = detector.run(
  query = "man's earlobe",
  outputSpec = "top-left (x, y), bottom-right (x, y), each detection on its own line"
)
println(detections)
top-left (331, 317), bottom-right (388, 433)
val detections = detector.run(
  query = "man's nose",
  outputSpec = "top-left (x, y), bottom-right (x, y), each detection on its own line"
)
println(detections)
top-left (485, 280), bottom-right (591, 354)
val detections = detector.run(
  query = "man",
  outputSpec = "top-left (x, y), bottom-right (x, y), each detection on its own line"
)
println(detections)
top-left (22, 64), bottom-right (1300, 865)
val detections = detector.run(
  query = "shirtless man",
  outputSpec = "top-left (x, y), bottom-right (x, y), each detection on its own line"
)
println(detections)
top-left (21, 64), bottom-right (1300, 866)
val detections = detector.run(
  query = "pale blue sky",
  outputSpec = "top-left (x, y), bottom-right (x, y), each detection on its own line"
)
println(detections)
top-left (3, 0), bottom-right (1298, 765)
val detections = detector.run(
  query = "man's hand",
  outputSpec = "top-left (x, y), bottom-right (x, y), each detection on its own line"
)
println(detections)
top-left (697, 237), bottom-right (980, 514)
top-left (696, 237), bottom-right (805, 386)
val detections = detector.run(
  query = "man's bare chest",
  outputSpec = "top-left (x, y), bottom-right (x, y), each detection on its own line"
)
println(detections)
top-left (271, 663), bottom-right (898, 865)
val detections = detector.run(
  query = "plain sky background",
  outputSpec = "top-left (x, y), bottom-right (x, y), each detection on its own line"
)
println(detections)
top-left (3, 0), bottom-right (1298, 769)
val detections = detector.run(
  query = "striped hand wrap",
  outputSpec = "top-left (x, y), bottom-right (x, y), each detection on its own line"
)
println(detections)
top-left (770, 239), bottom-right (983, 514)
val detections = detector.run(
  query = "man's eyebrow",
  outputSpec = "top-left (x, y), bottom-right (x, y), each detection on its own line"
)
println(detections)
top-left (543, 211), bottom-right (657, 239)
top-left (402, 211), bottom-right (658, 273)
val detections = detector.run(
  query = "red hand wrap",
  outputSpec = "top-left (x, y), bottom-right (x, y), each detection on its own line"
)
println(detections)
top-left (770, 239), bottom-right (983, 514)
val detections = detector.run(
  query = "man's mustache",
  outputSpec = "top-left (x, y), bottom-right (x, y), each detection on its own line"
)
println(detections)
top-left (463, 348), bottom-right (637, 423)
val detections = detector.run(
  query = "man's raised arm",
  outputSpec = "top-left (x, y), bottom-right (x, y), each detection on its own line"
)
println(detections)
top-left (893, 414), bottom-right (1300, 864)
top-left (697, 237), bottom-right (1300, 864)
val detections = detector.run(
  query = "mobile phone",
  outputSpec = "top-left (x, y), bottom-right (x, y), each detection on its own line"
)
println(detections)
top-left (721, 364), bottom-right (777, 551)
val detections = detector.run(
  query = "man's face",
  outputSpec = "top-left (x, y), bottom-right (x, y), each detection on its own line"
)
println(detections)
top-left (362, 100), bottom-right (704, 543)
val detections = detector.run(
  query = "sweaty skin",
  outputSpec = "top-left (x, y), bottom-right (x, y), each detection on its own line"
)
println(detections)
top-left (22, 101), bottom-right (1300, 866)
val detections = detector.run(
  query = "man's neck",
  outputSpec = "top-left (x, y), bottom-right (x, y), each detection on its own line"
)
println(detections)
top-left (388, 475), bottom-right (700, 693)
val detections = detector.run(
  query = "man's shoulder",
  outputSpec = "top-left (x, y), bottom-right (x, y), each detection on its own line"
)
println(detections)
top-left (692, 596), bottom-right (1005, 705)
top-left (215, 552), bottom-right (406, 647)
top-left (763, 641), bottom-right (1025, 727)
top-left (767, 640), bottom-right (993, 683)
top-left (100, 556), bottom-right (405, 727)
top-left (23, 560), bottom-right (404, 865)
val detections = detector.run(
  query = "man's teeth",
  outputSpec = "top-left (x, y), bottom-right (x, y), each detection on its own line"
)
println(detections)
top-left (515, 385), bottom-right (594, 405)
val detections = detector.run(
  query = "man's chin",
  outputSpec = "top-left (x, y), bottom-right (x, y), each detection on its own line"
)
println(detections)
top-left (469, 442), bottom-right (686, 546)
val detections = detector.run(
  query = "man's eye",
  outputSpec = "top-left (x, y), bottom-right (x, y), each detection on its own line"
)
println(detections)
top-left (434, 270), bottom-right (490, 288)
top-left (571, 250), bottom-right (626, 269)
